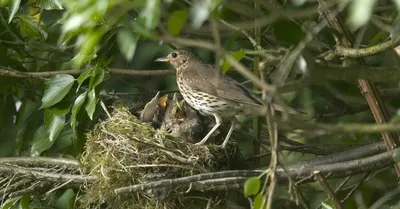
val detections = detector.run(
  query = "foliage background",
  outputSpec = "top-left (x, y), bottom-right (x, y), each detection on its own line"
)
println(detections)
top-left (1, 0), bottom-right (400, 208)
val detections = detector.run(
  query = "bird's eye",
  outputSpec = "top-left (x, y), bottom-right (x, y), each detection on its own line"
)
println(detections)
top-left (171, 52), bottom-right (178, 58)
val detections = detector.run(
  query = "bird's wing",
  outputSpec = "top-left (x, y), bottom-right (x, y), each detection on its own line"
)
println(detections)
top-left (182, 63), bottom-right (262, 106)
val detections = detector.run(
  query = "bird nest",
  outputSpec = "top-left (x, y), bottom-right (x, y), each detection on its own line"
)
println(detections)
top-left (79, 102), bottom-right (241, 209)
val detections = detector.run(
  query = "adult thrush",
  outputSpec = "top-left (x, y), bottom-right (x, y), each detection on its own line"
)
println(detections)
top-left (155, 49), bottom-right (299, 148)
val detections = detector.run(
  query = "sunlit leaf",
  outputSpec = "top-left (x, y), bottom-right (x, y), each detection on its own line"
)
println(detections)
top-left (348, 0), bottom-right (377, 29)
top-left (76, 67), bottom-right (94, 92)
top-left (31, 125), bottom-right (53, 156)
top-left (133, 17), bottom-right (159, 38)
top-left (253, 193), bottom-right (264, 209)
top-left (85, 89), bottom-right (97, 120)
top-left (117, 28), bottom-right (139, 61)
top-left (41, 74), bottom-right (75, 109)
top-left (19, 15), bottom-right (48, 41)
top-left (44, 107), bottom-right (66, 142)
top-left (244, 177), bottom-right (261, 197)
top-left (167, 10), bottom-right (189, 35)
top-left (70, 92), bottom-right (86, 137)
top-left (37, 0), bottom-right (63, 10)
top-left (73, 30), bottom-right (103, 67)
top-left (395, 0), bottom-right (400, 10)
top-left (221, 50), bottom-right (246, 74)
top-left (91, 68), bottom-right (105, 89)
top-left (321, 200), bottom-right (334, 209)
top-left (8, 0), bottom-right (20, 23)
top-left (140, 0), bottom-right (160, 29)
top-left (1, 196), bottom-right (21, 209)
top-left (190, 0), bottom-right (222, 29)
top-left (19, 194), bottom-right (30, 209)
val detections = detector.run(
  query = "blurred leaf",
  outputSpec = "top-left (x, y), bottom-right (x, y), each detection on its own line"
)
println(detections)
top-left (1, 196), bottom-right (21, 209)
top-left (31, 125), bottom-right (52, 156)
top-left (395, 0), bottom-right (400, 10)
top-left (44, 108), bottom-right (66, 142)
top-left (273, 20), bottom-right (304, 44)
top-left (54, 189), bottom-right (75, 209)
top-left (392, 16), bottom-right (400, 43)
top-left (321, 200), bottom-right (334, 209)
top-left (85, 89), bottom-right (97, 120)
top-left (117, 28), bottom-right (139, 61)
top-left (348, 0), bottom-right (377, 30)
top-left (76, 68), bottom-right (94, 92)
top-left (392, 148), bottom-right (400, 163)
top-left (167, 10), bottom-right (189, 35)
top-left (70, 92), bottom-right (86, 137)
top-left (244, 177), bottom-right (260, 197)
top-left (221, 50), bottom-right (245, 74)
top-left (18, 194), bottom-right (30, 209)
top-left (140, 0), bottom-right (160, 29)
top-left (253, 193), bottom-right (264, 209)
top-left (225, 31), bottom-right (240, 51)
top-left (132, 17), bottom-right (158, 38)
top-left (37, 0), bottom-right (63, 10)
top-left (190, 0), bottom-right (222, 29)
top-left (90, 68), bottom-right (105, 89)
top-left (19, 15), bottom-right (48, 41)
top-left (49, 127), bottom-right (73, 155)
top-left (8, 0), bottom-right (20, 23)
top-left (73, 30), bottom-right (103, 67)
top-left (41, 74), bottom-right (75, 109)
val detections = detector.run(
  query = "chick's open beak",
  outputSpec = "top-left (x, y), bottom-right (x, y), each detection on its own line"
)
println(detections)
top-left (155, 56), bottom-right (169, 62)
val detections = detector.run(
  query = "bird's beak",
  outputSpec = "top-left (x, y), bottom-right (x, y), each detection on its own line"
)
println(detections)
top-left (155, 56), bottom-right (169, 62)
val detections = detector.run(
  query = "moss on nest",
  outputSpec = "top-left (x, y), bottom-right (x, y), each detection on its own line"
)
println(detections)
top-left (79, 103), bottom-right (240, 209)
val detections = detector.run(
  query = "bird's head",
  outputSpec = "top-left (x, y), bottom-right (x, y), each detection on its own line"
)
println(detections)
top-left (155, 49), bottom-right (198, 69)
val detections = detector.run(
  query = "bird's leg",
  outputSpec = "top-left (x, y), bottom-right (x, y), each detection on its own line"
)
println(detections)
top-left (195, 113), bottom-right (222, 146)
top-left (220, 117), bottom-right (236, 149)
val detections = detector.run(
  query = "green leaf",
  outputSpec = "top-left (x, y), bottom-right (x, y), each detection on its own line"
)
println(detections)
top-left (85, 89), bottom-right (97, 120)
top-left (44, 108), bottom-right (66, 142)
top-left (392, 148), bottom-right (400, 163)
top-left (253, 193), bottom-right (264, 209)
top-left (70, 92), bottom-right (86, 137)
top-left (8, 0), bottom-right (21, 23)
top-left (225, 31), bottom-right (240, 51)
top-left (244, 177), bottom-right (261, 197)
top-left (140, 0), bottom-right (160, 29)
top-left (18, 194), bottom-right (30, 209)
top-left (117, 28), bottom-right (139, 61)
top-left (91, 68), bottom-right (105, 89)
top-left (190, 0), bottom-right (222, 29)
top-left (73, 30), bottom-right (103, 67)
top-left (167, 10), bottom-right (189, 35)
top-left (54, 189), bottom-right (75, 209)
top-left (273, 20), bottom-right (305, 45)
top-left (76, 67), bottom-right (94, 92)
top-left (41, 74), bottom-right (75, 109)
top-left (36, 0), bottom-right (63, 10)
top-left (321, 200), bottom-right (334, 209)
top-left (348, 0), bottom-right (377, 30)
top-left (31, 125), bottom-right (53, 156)
top-left (19, 15), bottom-right (48, 41)
top-left (1, 196), bottom-right (21, 209)
top-left (221, 50), bottom-right (246, 74)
